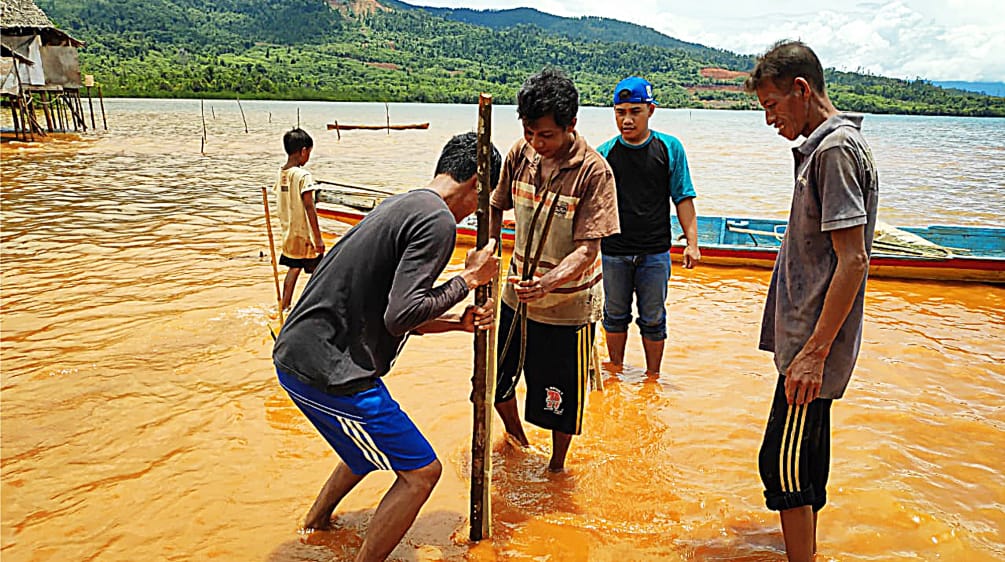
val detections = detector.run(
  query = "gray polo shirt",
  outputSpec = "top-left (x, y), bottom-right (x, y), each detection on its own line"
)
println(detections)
top-left (758, 113), bottom-right (879, 400)
top-left (274, 189), bottom-right (469, 390)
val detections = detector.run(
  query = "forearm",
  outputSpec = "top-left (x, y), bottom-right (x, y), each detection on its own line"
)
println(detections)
top-left (413, 312), bottom-right (465, 334)
top-left (804, 237), bottom-right (868, 356)
top-left (385, 276), bottom-right (470, 336)
top-left (303, 195), bottom-right (323, 245)
top-left (539, 240), bottom-right (599, 291)
top-left (675, 198), bottom-right (699, 249)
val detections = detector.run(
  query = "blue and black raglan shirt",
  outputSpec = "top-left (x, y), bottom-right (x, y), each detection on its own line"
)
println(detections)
top-left (596, 131), bottom-right (696, 256)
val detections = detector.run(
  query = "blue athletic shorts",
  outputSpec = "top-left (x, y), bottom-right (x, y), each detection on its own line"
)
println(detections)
top-left (276, 368), bottom-right (437, 475)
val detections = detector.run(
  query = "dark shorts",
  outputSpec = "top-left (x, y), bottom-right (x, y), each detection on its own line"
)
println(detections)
top-left (758, 375), bottom-right (833, 512)
top-left (494, 303), bottom-right (593, 435)
top-left (279, 253), bottom-right (322, 274)
top-left (276, 368), bottom-right (437, 475)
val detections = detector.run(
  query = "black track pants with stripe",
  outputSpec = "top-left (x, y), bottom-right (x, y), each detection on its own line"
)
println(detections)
top-left (758, 375), bottom-right (833, 512)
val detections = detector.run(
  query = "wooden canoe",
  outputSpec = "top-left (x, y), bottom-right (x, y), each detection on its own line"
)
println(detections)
top-left (314, 188), bottom-right (1005, 283)
top-left (326, 122), bottom-right (430, 131)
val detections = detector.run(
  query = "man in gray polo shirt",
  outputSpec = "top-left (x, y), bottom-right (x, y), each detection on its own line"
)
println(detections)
top-left (745, 40), bottom-right (879, 562)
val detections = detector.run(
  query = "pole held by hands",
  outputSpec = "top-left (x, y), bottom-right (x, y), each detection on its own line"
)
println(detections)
top-left (470, 93), bottom-right (496, 542)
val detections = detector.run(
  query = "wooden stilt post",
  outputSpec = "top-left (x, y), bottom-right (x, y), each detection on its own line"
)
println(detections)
top-left (56, 94), bottom-right (66, 132)
top-left (40, 91), bottom-right (53, 132)
top-left (10, 97), bottom-right (22, 140)
top-left (237, 96), bottom-right (248, 133)
top-left (470, 92), bottom-right (496, 542)
top-left (98, 85), bottom-right (107, 130)
top-left (86, 86), bottom-right (96, 130)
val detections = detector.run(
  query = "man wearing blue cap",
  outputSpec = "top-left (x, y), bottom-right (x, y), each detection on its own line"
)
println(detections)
top-left (596, 76), bottom-right (701, 377)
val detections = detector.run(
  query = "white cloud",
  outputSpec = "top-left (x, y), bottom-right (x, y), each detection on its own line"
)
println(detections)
top-left (407, 0), bottom-right (1005, 81)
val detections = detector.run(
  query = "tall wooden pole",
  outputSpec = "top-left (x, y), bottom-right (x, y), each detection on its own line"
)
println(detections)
top-left (86, 86), bottom-right (96, 130)
top-left (470, 92), bottom-right (496, 542)
top-left (261, 187), bottom-right (285, 325)
top-left (97, 85), bottom-right (107, 130)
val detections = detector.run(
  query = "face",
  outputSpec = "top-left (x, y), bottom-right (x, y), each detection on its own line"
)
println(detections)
top-left (522, 114), bottom-right (576, 159)
top-left (614, 102), bottom-right (655, 144)
top-left (756, 78), bottom-right (810, 141)
top-left (297, 146), bottom-right (313, 166)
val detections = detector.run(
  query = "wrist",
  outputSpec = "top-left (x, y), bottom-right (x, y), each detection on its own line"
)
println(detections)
top-left (460, 272), bottom-right (478, 291)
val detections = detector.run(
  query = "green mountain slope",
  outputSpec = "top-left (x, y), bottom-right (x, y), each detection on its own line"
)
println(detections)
top-left (396, 2), bottom-right (751, 69)
top-left (34, 0), bottom-right (1005, 116)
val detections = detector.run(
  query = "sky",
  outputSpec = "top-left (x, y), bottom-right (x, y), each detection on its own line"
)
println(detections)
top-left (409, 0), bottom-right (1004, 82)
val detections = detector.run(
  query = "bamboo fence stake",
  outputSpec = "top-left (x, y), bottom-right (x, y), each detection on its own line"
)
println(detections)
top-left (470, 92), bottom-right (496, 542)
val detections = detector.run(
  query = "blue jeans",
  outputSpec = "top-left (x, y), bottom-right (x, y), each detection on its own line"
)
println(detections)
top-left (601, 252), bottom-right (671, 341)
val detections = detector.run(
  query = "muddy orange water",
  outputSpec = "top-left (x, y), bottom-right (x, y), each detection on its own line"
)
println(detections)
top-left (2, 100), bottom-right (1003, 561)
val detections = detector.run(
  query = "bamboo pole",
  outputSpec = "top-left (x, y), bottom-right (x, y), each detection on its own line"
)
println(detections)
top-left (261, 187), bottom-right (285, 325)
top-left (469, 92), bottom-right (496, 542)
top-left (237, 96), bottom-right (248, 133)
top-left (385, 102), bottom-right (390, 135)
top-left (98, 85), bottom-right (107, 130)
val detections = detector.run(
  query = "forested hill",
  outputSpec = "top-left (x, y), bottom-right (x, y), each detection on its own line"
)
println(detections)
top-left (36, 0), bottom-right (1005, 116)
top-left (393, 2), bottom-right (752, 70)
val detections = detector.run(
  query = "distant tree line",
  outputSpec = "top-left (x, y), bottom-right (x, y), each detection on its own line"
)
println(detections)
top-left (37, 0), bottom-right (1005, 116)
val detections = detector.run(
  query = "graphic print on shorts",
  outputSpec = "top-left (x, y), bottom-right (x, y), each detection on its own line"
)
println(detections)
top-left (545, 386), bottom-right (564, 415)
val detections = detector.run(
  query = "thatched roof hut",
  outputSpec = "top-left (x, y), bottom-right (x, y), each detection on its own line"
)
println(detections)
top-left (0, 0), bottom-right (83, 47)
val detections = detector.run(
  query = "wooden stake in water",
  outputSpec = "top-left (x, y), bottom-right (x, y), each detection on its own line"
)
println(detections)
top-left (385, 102), bottom-right (390, 135)
top-left (470, 92), bottom-right (496, 542)
top-left (237, 97), bottom-right (248, 133)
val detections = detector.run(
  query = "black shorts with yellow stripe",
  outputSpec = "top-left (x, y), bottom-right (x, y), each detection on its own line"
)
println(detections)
top-left (495, 303), bottom-right (594, 435)
top-left (758, 375), bottom-right (833, 512)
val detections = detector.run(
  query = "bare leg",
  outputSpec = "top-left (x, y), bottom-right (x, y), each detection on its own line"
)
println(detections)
top-left (281, 267), bottom-right (301, 311)
top-left (355, 460), bottom-right (442, 562)
top-left (813, 511), bottom-right (819, 555)
top-left (548, 431), bottom-right (573, 472)
top-left (605, 330), bottom-right (628, 366)
top-left (779, 505), bottom-right (815, 562)
top-left (494, 398), bottom-right (529, 447)
top-left (641, 337), bottom-right (665, 376)
top-left (303, 461), bottom-right (365, 530)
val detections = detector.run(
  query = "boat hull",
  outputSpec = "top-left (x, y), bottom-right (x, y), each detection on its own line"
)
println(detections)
top-left (316, 205), bottom-right (1005, 283)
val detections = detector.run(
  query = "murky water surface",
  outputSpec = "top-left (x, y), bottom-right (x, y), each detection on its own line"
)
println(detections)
top-left (2, 100), bottom-right (1003, 561)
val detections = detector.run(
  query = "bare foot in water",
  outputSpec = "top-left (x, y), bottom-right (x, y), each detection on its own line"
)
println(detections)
top-left (504, 432), bottom-right (530, 449)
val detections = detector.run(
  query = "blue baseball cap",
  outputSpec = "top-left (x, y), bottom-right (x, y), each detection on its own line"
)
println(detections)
top-left (613, 76), bottom-right (657, 105)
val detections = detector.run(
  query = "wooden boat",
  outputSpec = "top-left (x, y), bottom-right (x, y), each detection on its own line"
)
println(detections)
top-left (317, 202), bottom-right (517, 249)
top-left (669, 215), bottom-right (1005, 284)
top-left (314, 188), bottom-right (1004, 283)
top-left (326, 122), bottom-right (430, 131)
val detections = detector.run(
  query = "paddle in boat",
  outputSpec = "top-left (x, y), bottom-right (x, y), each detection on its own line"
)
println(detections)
top-left (314, 186), bottom-right (1005, 284)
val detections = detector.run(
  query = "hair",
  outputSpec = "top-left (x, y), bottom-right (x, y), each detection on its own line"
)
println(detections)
top-left (744, 40), bottom-right (826, 94)
top-left (282, 127), bottom-right (313, 155)
top-left (434, 132), bottom-right (502, 189)
top-left (517, 67), bottom-right (579, 127)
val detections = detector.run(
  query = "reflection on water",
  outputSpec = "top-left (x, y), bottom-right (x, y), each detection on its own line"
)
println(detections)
top-left (1, 100), bottom-right (1003, 561)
